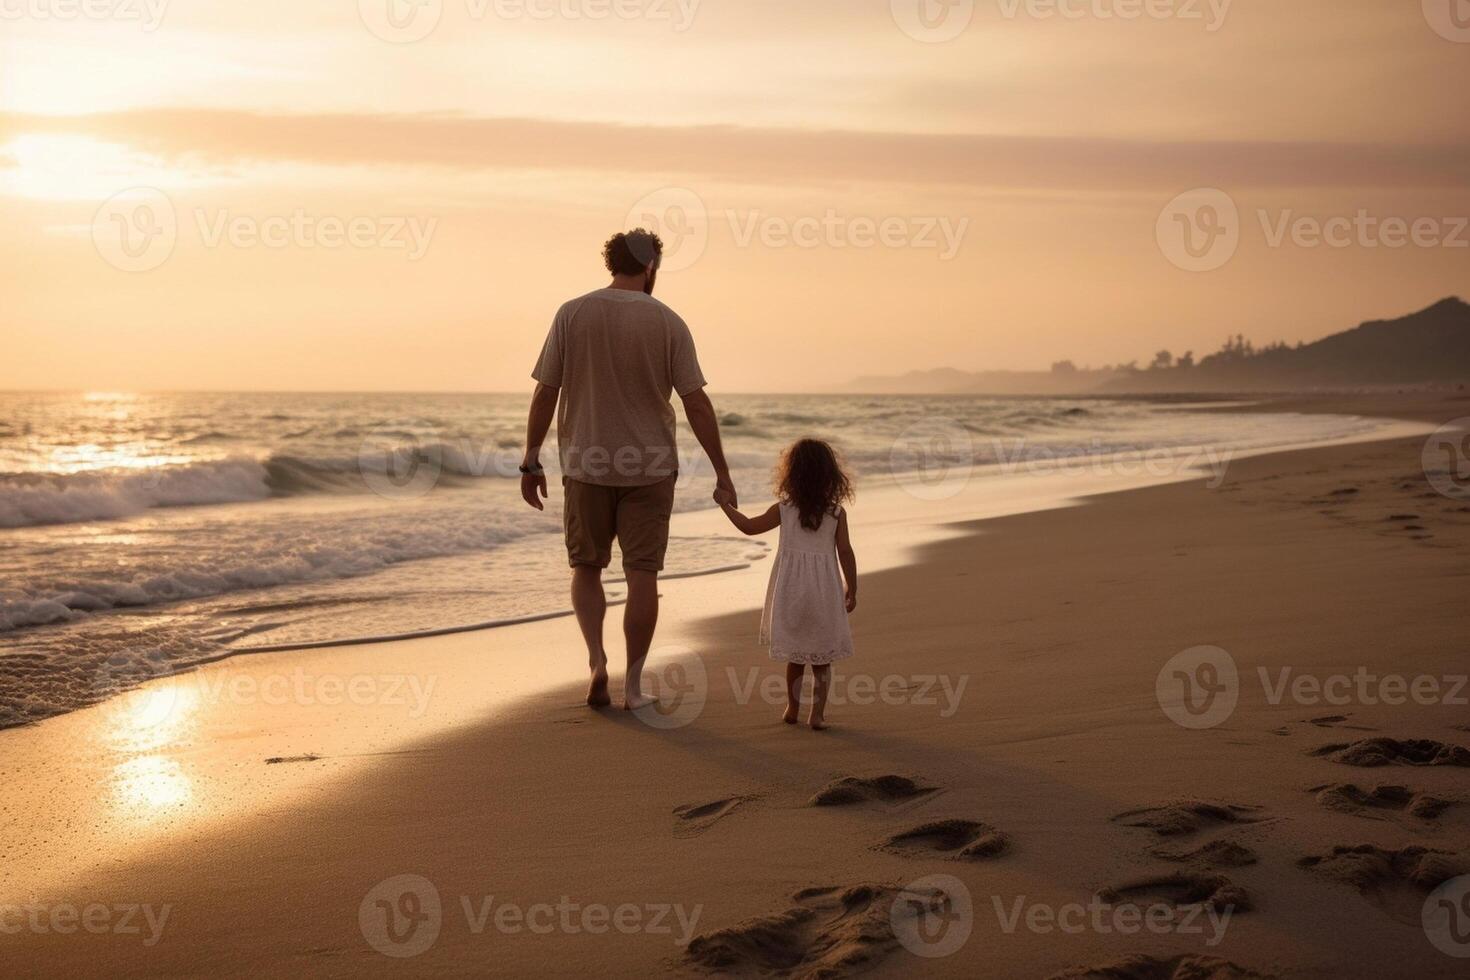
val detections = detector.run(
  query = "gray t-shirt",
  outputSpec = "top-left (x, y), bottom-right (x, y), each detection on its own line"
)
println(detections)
top-left (532, 288), bottom-right (706, 487)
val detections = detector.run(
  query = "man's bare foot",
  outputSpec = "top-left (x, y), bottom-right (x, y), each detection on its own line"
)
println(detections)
top-left (782, 705), bottom-right (800, 724)
top-left (809, 716), bottom-right (828, 731)
top-left (586, 665), bottom-right (611, 707)
top-left (623, 693), bottom-right (658, 711)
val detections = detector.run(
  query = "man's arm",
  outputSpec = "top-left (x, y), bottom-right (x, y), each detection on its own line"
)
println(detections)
top-left (520, 382), bottom-right (559, 510)
top-left (679, 387), bottom-right (736, 506)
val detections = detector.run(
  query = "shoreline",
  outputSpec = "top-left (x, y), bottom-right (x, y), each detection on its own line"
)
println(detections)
top-left (0, 398), bottom-right (1391, 734)
top-left (3, 394), bottom-right (1467, 978)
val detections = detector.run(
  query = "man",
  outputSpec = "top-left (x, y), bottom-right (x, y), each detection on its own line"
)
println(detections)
top-left (519, 229), bottom-right (736, 710)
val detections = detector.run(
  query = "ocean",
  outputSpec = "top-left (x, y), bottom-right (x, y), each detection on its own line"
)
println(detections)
top-left (0, 390), bottom-right (1381, 729)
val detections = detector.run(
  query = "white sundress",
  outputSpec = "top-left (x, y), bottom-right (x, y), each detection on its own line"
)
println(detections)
top-left (760, 502), bottom-right (855, 665)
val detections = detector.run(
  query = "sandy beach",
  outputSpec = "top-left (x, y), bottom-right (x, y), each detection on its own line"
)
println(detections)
top-left (4, 392), bottom-right (1469, 979)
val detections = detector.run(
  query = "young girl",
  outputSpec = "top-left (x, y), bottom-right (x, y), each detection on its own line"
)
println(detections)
top-left (715, 439), bottom-right (857, 730)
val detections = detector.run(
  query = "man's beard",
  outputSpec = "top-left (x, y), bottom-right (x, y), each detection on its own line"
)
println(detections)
top-left (644, 268), bottom-right (657, 295)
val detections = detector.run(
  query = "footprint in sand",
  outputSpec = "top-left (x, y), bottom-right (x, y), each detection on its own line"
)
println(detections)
top-left (1048, 953), bottom-right (1275, 980)
top-left (1111, 800), bottom-right (1267, 838)
top-left (1298, 844), bottom-right (1470, 924)
top-left (684, 882), bottom-right (940, 978)
top-left (1096, 872), bottom-right (1252, 914)
top-left (1310, 783), bottom-right (1456, 822)
top-left (264, 754), bottom-right (322, 764)
top-left (1271, 713), bottom-right (1376, 736)
top-left (1150, 839), bottom-right (1259, 868)
top-left (1310, 737), bottom-right (1470, 768)
top-left (877, 819), bottom-right (1008, 861)
top-left (673, 796), bottom-right (756, 838)
top-left (807, 775), bottom-right (937, 808)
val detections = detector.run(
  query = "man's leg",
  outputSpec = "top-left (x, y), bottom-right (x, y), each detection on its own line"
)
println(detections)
top-left (621, 569), bottom-right (659, 710)
top-left (563, 478), bottom-right (616, 708)
top-left (572, 564), bottom-right (611, 707)
top-left (614, 476), bottom-right (675, 711)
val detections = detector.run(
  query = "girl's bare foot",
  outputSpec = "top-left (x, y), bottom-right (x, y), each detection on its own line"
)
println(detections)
top-left (623, 692), bottom-right (658, 711)
top-left (809, 715), bottom-right (828, 731)
top-left (586, 665), bottom-right (611, 707)
top-left (782, 704), bottom-right (800, 724)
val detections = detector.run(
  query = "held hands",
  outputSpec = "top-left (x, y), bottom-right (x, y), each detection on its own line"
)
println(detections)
top-left (713, 474), bottom-right (738, 509)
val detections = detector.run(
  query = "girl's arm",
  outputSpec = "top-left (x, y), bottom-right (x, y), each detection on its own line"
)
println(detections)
top-left (835, 509), bottom-right (858, 612)
top-left (719, 499), bottom-right (781, 536)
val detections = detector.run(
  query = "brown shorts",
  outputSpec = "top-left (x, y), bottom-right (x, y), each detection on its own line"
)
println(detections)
top-left (562, 475), bottom-right (677, 573)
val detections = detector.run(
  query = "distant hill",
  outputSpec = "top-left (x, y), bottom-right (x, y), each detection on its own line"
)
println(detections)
top-left (839, 298), bottom-right (1470, 395)
top-left (842, 366), bottom-right (1118, 396)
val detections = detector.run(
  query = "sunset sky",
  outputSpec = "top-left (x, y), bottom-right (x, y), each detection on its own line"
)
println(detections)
top-left (2, 0), bottom-right (1468, 392)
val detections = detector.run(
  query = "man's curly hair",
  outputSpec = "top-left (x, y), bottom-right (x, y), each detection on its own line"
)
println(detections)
top-left (603, 229), bottom-right (663, 275)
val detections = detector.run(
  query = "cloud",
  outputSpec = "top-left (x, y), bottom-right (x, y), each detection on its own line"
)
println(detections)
top-left (5, 110), bottom-right (1468, 195)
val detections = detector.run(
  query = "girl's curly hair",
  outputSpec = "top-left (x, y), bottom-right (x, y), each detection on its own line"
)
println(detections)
top-left (774, 439), bottom-right (854, 531)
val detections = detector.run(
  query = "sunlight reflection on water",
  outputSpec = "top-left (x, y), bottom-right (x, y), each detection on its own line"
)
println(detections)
top-left (111, 756), bottom-right (194, 815)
